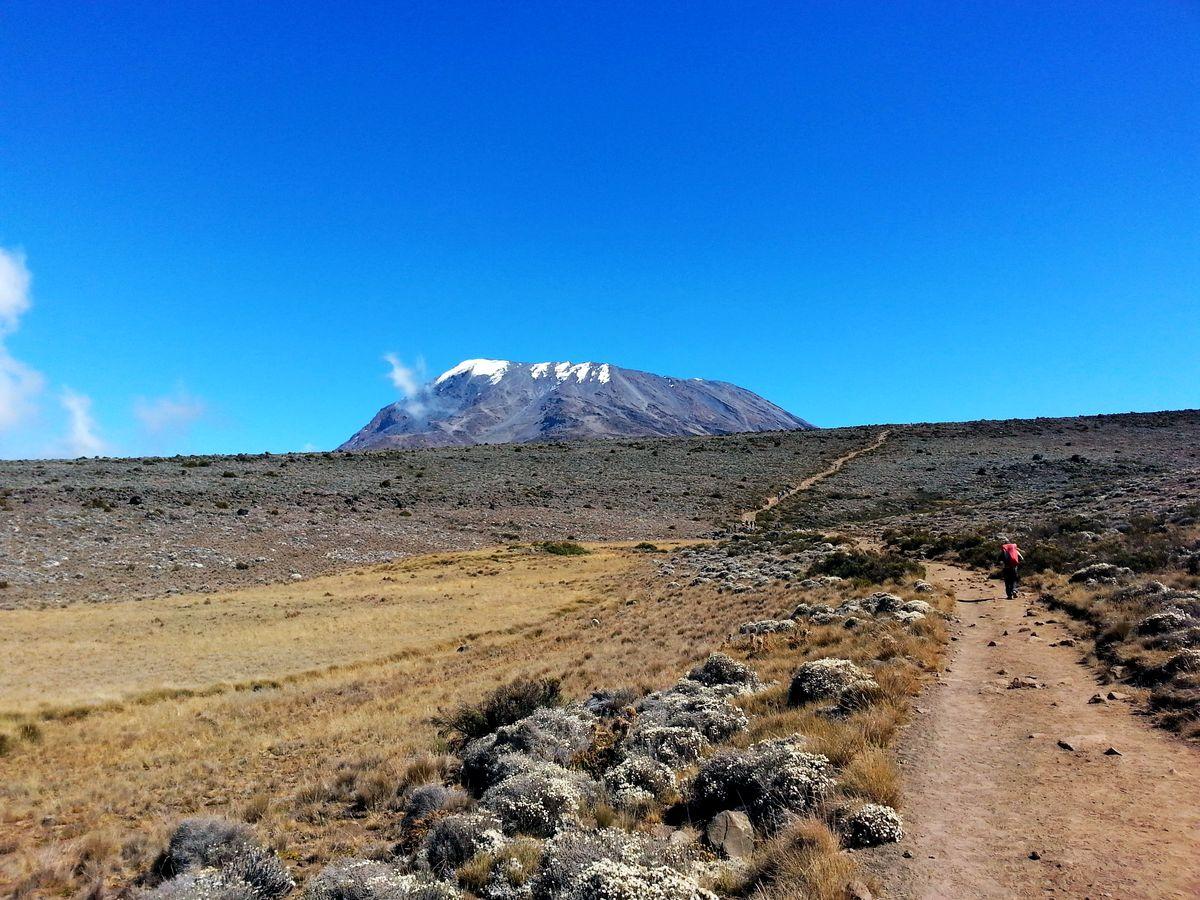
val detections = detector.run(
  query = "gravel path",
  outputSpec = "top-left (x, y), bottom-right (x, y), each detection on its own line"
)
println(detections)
top-left (870, 560), bottom-right (1200, 899)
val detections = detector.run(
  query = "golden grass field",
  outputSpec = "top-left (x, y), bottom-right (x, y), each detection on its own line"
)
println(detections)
top-left (1, 539), bottom-right (951, 899)
top-left (0, 545), bottom-right (639, 715)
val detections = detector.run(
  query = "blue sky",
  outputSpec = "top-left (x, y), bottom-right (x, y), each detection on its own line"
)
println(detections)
top-left (0, 1), bottom-right (1196, 458)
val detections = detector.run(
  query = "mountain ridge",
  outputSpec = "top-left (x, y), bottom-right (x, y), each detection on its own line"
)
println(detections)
top-left (338, 358), bottom-right (814, 450)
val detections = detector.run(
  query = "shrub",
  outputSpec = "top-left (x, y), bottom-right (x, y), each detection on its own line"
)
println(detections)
top-left (403, 783), bottom-right (468, 822)
top-left (787, 659), bottom-right (874, 706)
top-left (583, 688), bottom-right (640, 718)
top-left (685, 653), bottom-right (762, 695)
top-left (153, 818), bottom-right (293, 900)
top-left (529, 828), bottom-right (685, 900)
top-left (436, 677), bottom-right (563, 751)
top-left (460, 705), bottom-right (596, 793)
top-left (836, 803), bottom-right (903, 848)
top-left (142, 871), bottom-right (260, 900)
top-left (303, 860), bottom-right (463, 900)
top-left (623, 725), bottom-right (706, 769)
top-left (420, 812), bottom-right (505, 875)
top-left (156, 818), bottom-right (252, 876)
top-left (631, 680), bottom-right (748, 746)
top-left (455, 837), bottom-right (543, 898)
top-left (561, 860), bottom-right (716, 900)
top-left (690, 738), bottom-right (835, 832)
top-left (539, 541), bottom-right (589, 556)
top-left (807, 550), bottom-right (924, 585)
top-left (481, 765), bottom-right (591, 837)
top-left (397, 784), bottom-right (470, 850)
top-left (603, 756), bottom-right (676, 808)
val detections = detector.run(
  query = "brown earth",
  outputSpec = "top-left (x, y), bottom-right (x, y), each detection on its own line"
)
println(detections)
top-left (866, 560), bottom-right (1200, 899)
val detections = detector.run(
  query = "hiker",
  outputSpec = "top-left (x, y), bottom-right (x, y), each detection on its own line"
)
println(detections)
top-left (1000, 541), bottom-right (1023, 599)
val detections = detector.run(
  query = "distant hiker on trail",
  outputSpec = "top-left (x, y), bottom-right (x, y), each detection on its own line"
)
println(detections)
top-left (1000, 542), bottom-right (1023, 599)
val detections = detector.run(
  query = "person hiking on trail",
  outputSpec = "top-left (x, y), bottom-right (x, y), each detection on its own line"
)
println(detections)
top-left (1000, 542), bottom-right (1023, 599)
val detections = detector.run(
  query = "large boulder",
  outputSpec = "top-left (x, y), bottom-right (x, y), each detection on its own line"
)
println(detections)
top-left (705, 810), bottom-right (754, 859)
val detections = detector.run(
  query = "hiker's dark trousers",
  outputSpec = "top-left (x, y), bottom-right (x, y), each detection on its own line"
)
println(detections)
top-left (1003, 566), bottom-right (1018, 599)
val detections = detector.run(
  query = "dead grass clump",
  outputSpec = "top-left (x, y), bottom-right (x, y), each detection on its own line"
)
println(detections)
top-left (721, 817), bottom-right (856, 900)
top-left (456, 836), bottom-right (542, 894)
top-left (838, 747), bottom-right (902, 808)
top-left (323, 755), bottom-right (400, 813)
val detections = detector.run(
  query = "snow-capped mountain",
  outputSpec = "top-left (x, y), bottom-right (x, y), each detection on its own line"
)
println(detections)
top-left (338, 359), bottom-right (813, 450)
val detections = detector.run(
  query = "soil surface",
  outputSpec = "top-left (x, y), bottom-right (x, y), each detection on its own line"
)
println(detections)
top-left (868, 560), bottom-right (1200, 899)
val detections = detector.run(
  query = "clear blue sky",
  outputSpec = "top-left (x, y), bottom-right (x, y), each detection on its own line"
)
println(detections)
top-left (1, 1), bottom-right (1196, 458)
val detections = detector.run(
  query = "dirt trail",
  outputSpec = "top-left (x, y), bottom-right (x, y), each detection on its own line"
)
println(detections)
top-left (872, 560), bottom-right (1200, 899)
top-left (741, 429), bottom-right (891, 524)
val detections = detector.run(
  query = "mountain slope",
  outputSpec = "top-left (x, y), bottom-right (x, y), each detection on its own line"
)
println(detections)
top-left (338, 359), bottom-right (814, 450)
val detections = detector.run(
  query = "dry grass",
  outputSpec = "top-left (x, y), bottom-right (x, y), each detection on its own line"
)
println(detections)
top-left (717, 818), bottom-right (858, 900)
top-left (1042, 570), bottom-right (1200, 739)
top-left (0, 545), bottom-right (636, 716)
top-left (0, 540), bottom-right (952, 898)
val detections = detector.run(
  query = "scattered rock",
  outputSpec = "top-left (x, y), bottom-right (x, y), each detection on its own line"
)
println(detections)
top-left (1104, 747), bottom-right (1122, 756)
top-left (706, 810), bottom-right (755, 859)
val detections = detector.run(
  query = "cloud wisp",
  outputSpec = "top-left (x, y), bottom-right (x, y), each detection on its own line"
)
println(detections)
top-left (59, 388), bottom-right (107, 457)
top-left (383, 353), bottom-right (433, 419)
top-left (134, 392), bottom-right (207, 436)
top-left (0, 248), bottom-right (45, 430)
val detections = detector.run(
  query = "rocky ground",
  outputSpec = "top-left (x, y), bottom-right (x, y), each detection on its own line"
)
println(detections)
top-left (0, 430), bottom-right (870, 608)
top-left (6, 410), bottom-right (1196, 610)
top-left (776, 410), bottom-right (1200, 538)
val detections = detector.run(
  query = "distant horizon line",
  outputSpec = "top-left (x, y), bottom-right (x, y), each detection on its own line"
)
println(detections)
top-left (2, 406), bottom-right (1195, 464)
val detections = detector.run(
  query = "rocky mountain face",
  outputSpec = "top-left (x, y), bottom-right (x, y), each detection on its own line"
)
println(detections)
top-left (339, 359), bottom-right (814, 450)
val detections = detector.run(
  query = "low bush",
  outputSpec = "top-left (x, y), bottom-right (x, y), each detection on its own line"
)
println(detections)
top-left (435, 677), bottom-right (563, 751)
top-left (538, 541), bottom-right (589, 556)
top-left (807, 550), bottom-right (924, 585)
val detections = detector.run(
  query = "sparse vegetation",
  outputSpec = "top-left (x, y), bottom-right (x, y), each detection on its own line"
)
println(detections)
top-left (807, 549), bottom-right (925, 585)
top-left (538, 540), bottom-right (590, 556)
top-left (434, 676), bottom-right (563, 751)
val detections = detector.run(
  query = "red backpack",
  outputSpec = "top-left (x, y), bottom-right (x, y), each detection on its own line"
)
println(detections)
top-left (1002, 543), bottom-right (1020, 566)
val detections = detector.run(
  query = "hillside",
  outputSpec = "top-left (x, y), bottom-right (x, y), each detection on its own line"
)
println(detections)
top-left (2, 409), bottom-right (1199, 899)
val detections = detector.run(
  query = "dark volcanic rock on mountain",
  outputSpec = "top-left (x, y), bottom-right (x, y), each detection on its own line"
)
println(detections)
top-left (339, 359), bottom-right (814, 450)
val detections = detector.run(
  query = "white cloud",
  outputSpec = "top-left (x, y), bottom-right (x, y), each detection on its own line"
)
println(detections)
top-left (383, 353), bottom-right (431, 418)
top-left (134, 392), bottom-right (206, 436)
top-left (59, 388), bottom-right (106, 457)
top-left (0, 348), bottom-right (44, 431)
top-left (0, 248), bottom-right (44, 430)
top-left (384, 353), bottom-right (425, 396)
top-left (0, 247), bottom-right (32, 335)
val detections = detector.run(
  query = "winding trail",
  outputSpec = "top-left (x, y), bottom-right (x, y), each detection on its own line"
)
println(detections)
top-left (740, 429), bottom-right (891, 525)
top-left (738, 426), bottom-right (1200, 896)
top-left (869, 560), bottom-right (1200, 899)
